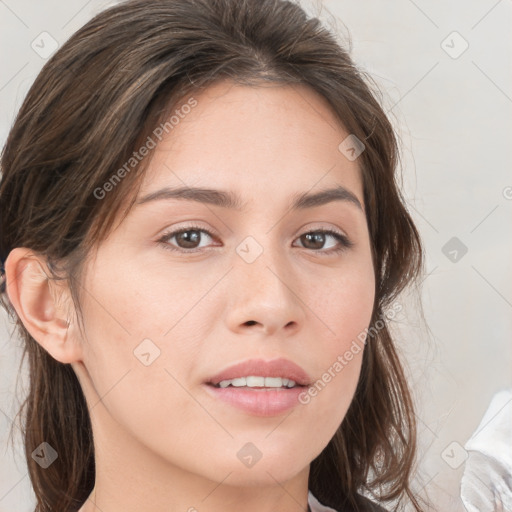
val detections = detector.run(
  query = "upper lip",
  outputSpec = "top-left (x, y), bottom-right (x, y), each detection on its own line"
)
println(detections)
top-left (205, 357), bottom-right (312, 387)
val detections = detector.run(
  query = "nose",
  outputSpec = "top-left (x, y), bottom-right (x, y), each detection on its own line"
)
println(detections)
top-left (224, 242), bottom-right (305, 337)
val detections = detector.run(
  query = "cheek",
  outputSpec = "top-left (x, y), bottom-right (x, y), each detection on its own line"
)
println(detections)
top-left (77, 254), bottom-right (208, 415)
top-left (300, 258), bottom-right (374, 431)
top-left (306, 253), bottom-right (375, 349)
top-left (79, 261), bottom-right (204, 389)
top-left (77, 289), bottom-right (207, 459)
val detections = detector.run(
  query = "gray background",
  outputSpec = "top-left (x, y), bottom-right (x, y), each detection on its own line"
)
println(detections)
top-left (1, 0), bottom-right (511, 510)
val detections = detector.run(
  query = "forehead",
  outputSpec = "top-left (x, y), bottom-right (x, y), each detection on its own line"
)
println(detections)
top-left (137, 80), bottom-right (364, 210)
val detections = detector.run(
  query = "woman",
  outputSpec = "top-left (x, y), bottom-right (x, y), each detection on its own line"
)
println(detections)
top-left (0, 0), bottom-right (428, 510)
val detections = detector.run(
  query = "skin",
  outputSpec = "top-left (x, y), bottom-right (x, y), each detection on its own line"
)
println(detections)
top-left (5, 80), bottom-right (375, 512)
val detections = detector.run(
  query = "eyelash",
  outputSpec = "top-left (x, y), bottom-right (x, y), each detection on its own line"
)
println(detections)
top-left (156, 223), bottom-right (354, 256)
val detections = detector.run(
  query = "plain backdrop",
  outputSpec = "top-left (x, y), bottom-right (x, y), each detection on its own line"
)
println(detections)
top-left (0, 0), bottom-right (511, 510)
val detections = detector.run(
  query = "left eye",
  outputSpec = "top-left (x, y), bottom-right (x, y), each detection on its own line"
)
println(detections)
top-left (295, 230), bottom-right (352, 253)
top-left (157, 226), bottom-right (353, 255)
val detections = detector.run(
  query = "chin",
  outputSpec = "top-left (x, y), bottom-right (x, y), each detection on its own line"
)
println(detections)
top-left (220, 464), bottom-right (305, 488)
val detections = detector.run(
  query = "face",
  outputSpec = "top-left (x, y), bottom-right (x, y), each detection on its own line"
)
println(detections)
top-left (71, 80), bottom-right (375, 487)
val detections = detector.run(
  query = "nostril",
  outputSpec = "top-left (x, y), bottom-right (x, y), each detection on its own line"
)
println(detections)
top-left (245, 320), bottom-right (257, 326)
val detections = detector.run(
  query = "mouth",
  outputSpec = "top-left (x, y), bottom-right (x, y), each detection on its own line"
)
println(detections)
top-left (203, 358), bottom-right (312, 416)
top-left (205, 357), bottom-right (312, 388)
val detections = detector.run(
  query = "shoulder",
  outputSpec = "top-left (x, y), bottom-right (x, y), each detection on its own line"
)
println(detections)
top-left (308, 490), bottom-right (389, 512)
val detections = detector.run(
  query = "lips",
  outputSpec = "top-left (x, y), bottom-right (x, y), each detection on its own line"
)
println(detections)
top-left (205, 357), bottom-right (312, 387)
top-left (203, 358), bottom-right (313, 416)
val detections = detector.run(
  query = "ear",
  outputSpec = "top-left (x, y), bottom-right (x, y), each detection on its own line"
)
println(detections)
top-left (4, 247), bottom-right (82, 364)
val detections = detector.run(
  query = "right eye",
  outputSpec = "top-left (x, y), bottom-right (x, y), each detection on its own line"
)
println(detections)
top-left (157, 225), bottom-right (217, 253)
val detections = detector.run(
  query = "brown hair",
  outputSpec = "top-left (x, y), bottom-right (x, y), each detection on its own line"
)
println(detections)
top-left (0, 0), bottom-right (428, 510)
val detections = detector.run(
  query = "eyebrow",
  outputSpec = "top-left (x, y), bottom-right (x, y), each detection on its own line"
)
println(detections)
top-left (136, 185), bottom-right (363, 212)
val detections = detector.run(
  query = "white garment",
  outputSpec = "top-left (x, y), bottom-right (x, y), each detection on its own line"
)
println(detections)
top-left (460, 388), bottom-right (512, 512)
top-left (308, 490), bottom-right (339, 512)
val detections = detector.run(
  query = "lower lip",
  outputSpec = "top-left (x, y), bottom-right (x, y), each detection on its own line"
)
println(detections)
top-left (203, 384), bottom-right (306, 417)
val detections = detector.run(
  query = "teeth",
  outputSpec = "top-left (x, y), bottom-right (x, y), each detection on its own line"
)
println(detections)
top-left (217, 376), bottom-right (297, 388)
top-left (246, 376), bottom-right (265, 387)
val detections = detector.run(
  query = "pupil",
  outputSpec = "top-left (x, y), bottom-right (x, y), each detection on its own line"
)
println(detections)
top-left (303, 232), bottom-right (324, 249)
top-left (178, 230), bottom-right (200, 248)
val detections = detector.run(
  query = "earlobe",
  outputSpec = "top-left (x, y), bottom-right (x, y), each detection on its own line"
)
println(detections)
top-left (4, 247), bottom-right (80, 364)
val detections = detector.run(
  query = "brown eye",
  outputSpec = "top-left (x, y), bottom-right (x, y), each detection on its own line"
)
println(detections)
top-left (294, 229), bottom-right (353, 255)
top-left (174, 230), bottom-right (203, 249)
top-left (299, 232), bottom-right (327, 250)
top-left (157, 226), bottom-right (353, 255)
top-left (158, 226), bottom-right (216, 252)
